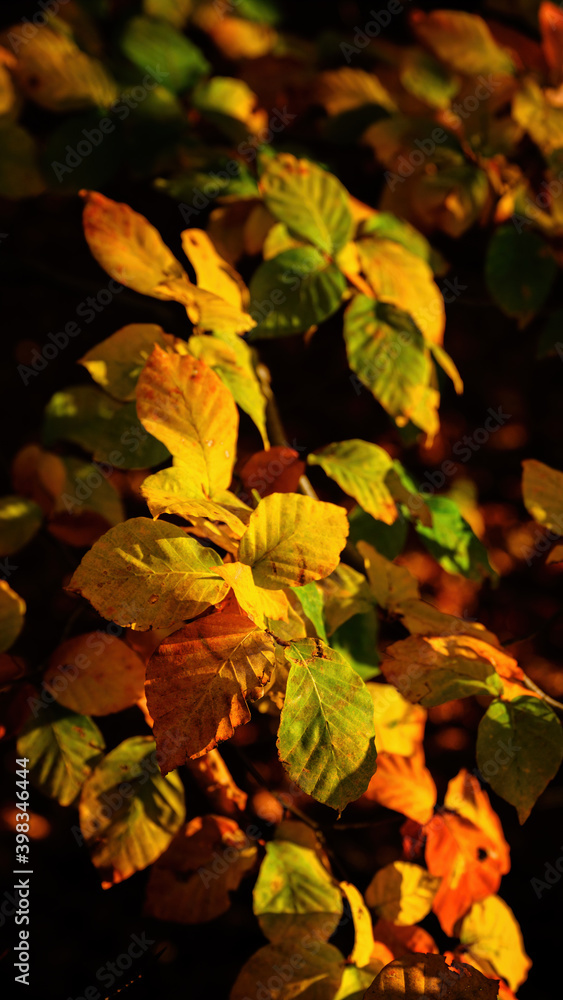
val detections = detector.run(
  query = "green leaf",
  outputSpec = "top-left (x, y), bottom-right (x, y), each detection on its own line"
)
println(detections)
top-left (382, 634), bottom-right (504, 707)
top-left (277, 639), bottom-right (377, 811)
top-left (158, 158), bottom-right (259, 203)
top-left (238, 493), bottom-right (349, 589)
top-left (260, 154), bottom-right (353, 256)
top-left (120, 16), bottom-right (209, 93)
top-left (414, 496), bottom-right (496, 581)
top-left (476, 696), bottom-right (563, 823)
top-left (359, 212), bottom-right (436, 268)
top-left (334, 965), bottom-right (375, 1000)
top-left (329, 610), bottom-right (380, 681)
top-left (69, 517), bottom-right (229, 629)
top-left (187, 331), bottom-right (269, 447)
top-left (43, 385), bottom-right (169, 470)
top-left (57, 457), bottom-right (125, 527)
top-left (343, 297), bottom-right (436, 436)
top-left (485, 225), bottom-right (557, 321)
top-left (0, 582), bottom-right (25, 652)
top-left (292, 583), bottom-right (328, 642)
top-left (513, 77), bottom-right (563, 156)
top-left (191, 77), bottom-right (262, 143)
top-left (355, 236), bottom-right (445, 346)
top-left (248, 247), bottom-right (346, 339)
top-left (17, 703), bottom-right (105, 807)
top-left (0, 496), bottom-right (42, 556)
top-left (79, 324), bottom-right (178, 402)
top-left (308, 440), bottom-right (398, 524)
top-left (399, 49), bottom-right (460, 110)
top-left (253, 840), bottom-right (343, 943)
top-left (79, 735), bottom-right (185, 885)
top-left (348, 507), bottom-right (407, 561)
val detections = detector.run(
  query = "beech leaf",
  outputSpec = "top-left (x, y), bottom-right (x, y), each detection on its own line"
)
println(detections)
top-left (68, 517), bottom-right (229, 630)
top-left (277, 638), bottom-right (377, 811)
top-left (79, 736), bottom-right (185, 887)
top-left (136, 346), bottom-right (238, 495)
top-left (238, 493), bottom-right (349, 589)
top-left (145, 605), bottom-right (277, 769)
top-left (17, 703), bottom-right (105, 807)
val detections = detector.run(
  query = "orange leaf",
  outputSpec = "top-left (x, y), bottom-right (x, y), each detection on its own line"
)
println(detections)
top-left (136, 346), bottom-right (238, 495)
top-left (444, 770), bottom-right (511, 874)
top-left (145, 605), bottom-right (277, 770)
top-left (540, 2), bottom-right (563, 85)
top-left (43, 632), bottom-right (146, 716)
top-left (144, 815), bottom-right (257, 924)
top-left (239, 447), bottom-right (305, 499)
top-left (424, 805), bottom-right (510, 935)
top-left (373, 918), bottom-right (439, 959)
top-left (362, 749), bottom-right (437, 824)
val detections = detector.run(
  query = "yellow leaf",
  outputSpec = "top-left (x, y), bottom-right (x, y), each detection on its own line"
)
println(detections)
top-left (68, 517), bottom-right (229, 630)
top-left (369, 683), bottom-right (426, 757)
top-left (79, 324), bottom-right (181, 402)
top-left (316, 67), bottom-right (397, 116)
top-left (80, 191), bottom-right (254, 334)
top-left (7, 22), bottom-right (118, 111)
top-left (459, 896), bottom-right (531, 993)
top-left (214, 562), bottom-right (290, 628)
top-left (0, 580), bottom-right (25, 652)
top-left (340, 881), bottom-right (376, 969)
top-left (399, 599), bottom-right (501, 647)
top-left (381, 634), bottom-right (504, 706)
top-left (522, 457), bottom-right (563, 531)
top-left (43, 632), bottom-right (146, 716)
top-left (366, 861), bottom-right (441, 926)
top-left (357, 237), bottom-right (445, 346)
top-left (238, 493), bottom-right (349, 589)
top-left (358, 541), bottom-right (420, 612)
top-left (307, 440), bottom-right (398, 524)
top-left (142, 464), bottom-right (251, 538)
top-left (180, 229), bottom-right (248, 309)
top-left (187, 331), bottom-right (269, 446)
top-left (137, 346), bottom-right (238, 495)
top-left (81, 190), bottom-right (191, 300)
top-left (145, 603), bottom-right (277, 768)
